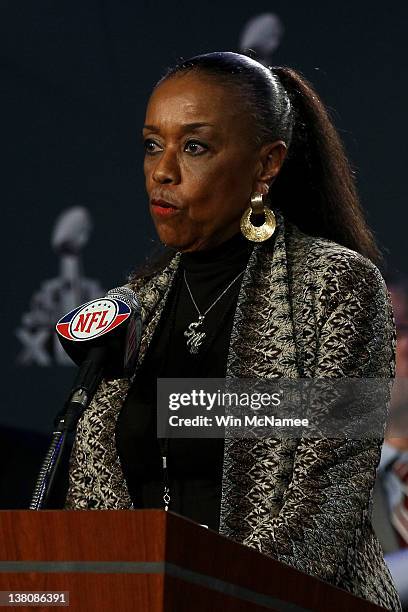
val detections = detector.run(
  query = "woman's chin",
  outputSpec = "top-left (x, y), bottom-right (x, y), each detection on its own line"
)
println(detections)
top-left (155, 228), bottom-right (191, 251)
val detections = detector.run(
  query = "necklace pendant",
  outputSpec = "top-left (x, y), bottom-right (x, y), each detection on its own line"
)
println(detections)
top-left (184, 315), bottom-right (206, 354)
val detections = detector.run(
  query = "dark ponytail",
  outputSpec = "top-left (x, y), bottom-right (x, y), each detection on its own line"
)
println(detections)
top-left (269, 66), bottom-right (382, 266)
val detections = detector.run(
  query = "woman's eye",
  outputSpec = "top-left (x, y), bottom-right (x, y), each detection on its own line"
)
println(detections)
top-left (144, 139), bottom-right (161, 154)
top-left (143, 138), bottom-right (208, 156)
top-left (184, 140), bottom-right (208, 155)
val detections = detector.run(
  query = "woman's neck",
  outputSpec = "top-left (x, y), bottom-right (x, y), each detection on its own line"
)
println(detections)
top-left (180, 232), bottom-right (253, 271)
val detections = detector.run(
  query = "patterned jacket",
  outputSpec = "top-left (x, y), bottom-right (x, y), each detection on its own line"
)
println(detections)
top-left (65, 211), bottom-right (401, 611)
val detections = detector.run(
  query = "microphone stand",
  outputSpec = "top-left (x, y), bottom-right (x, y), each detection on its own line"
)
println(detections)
top-left (29, 346), bottom-right (106, 510)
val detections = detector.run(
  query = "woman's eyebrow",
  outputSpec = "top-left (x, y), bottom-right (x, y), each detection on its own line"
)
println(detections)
top-left (143, 122), bottom-right (215, 133)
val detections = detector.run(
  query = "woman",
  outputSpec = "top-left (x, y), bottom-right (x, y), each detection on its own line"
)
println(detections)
top-left (65, 52), bottom-right (401, 610)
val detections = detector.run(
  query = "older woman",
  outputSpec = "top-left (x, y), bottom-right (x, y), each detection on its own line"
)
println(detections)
top-left (65, 52), bottom-right (401, 610)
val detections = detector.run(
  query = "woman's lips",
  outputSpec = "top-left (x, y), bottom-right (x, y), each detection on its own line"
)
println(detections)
top-left (150, 199), bottom-right (181, 217)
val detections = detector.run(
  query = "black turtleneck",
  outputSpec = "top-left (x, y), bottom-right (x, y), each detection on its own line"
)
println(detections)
top-left (115, 232), bottom-right (253, 530)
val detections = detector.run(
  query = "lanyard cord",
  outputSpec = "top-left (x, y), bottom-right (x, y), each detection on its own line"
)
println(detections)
top-left (157, 270), bottom-right (182, 512)
top-left (156, 265), bottom-right (245, 512)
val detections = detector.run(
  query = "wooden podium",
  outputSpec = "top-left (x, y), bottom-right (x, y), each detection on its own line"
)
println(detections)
top-left (0, 510), bottom-right (387, 611)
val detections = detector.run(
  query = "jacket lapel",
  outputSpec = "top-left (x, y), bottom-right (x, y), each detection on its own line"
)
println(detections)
top-left (226, 210), bottom-right (299, 380)
top-left (130, 253), bottom-right (180, 373)
top-left (219, 211), bottom-right (301, 540)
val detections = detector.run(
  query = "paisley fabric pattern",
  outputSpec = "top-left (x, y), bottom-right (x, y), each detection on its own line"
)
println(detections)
top-left (65, 211), bottom-right (401, 611)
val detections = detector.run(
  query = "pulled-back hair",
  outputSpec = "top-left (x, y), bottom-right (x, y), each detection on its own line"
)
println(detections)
top-left (133, 51), bottom-right (382, 279)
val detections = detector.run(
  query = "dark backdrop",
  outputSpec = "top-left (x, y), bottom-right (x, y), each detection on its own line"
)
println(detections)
top-left (1, 1), bottom-right (407, 505)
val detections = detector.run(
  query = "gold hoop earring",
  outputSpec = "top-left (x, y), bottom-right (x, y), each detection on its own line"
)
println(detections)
top-left (240, 192), bottom-right (276, 242)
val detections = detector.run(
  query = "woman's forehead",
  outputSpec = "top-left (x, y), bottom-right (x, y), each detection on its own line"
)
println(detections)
top-left (145, 73), bottom-right (243, 128)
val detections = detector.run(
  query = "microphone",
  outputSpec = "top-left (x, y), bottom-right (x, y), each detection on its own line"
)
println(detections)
top-left (57, 286), bottom-right (141, 373)
top-left (56, 285), bottom-right (142, 421)
top-left (56, 286), bottom-right (142, 426)
top-left (30, 287), bottom-right (142, 510)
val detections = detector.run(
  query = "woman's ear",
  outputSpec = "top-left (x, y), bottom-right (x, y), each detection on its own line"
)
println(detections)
top-left (254, 140), bottom-right (287, 192)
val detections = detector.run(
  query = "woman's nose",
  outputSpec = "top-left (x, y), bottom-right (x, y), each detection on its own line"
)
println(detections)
top-left (152, 150), bottom-right (181, 184)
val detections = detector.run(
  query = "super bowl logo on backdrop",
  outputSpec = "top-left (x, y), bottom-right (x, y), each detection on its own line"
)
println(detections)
top-left (56, 299), bottom-right (131, 342)
top-left (16, 206), bottom-right (104, 366)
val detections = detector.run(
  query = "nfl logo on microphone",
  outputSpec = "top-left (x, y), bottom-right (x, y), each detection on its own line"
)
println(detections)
top-left (56, 299), bottom-right (131, 342)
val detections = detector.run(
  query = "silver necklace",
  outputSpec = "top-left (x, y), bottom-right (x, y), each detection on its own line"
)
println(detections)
top-left (183, 269), bottom-right (245, 354)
